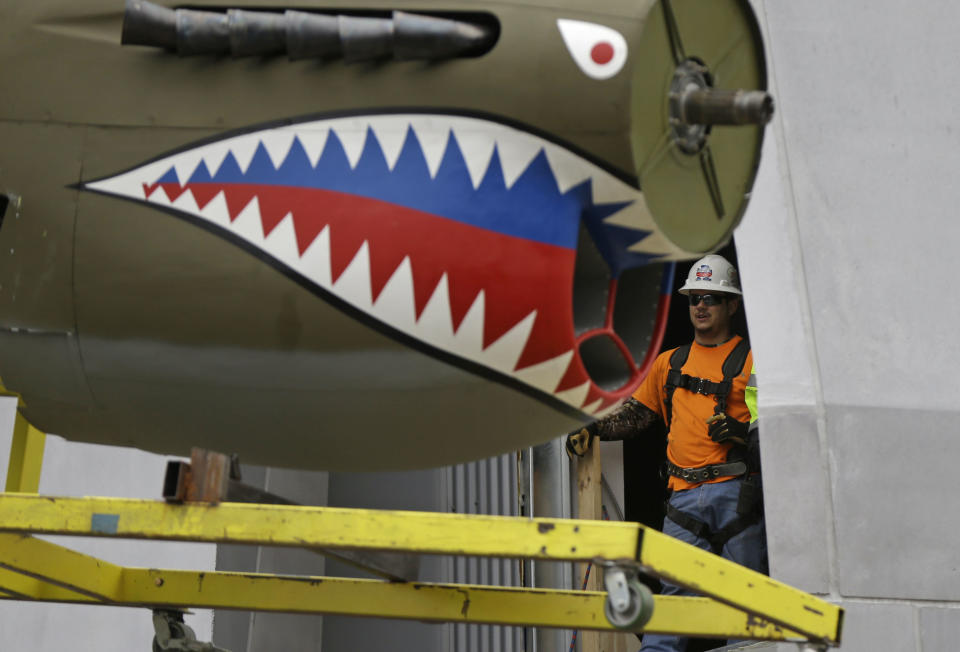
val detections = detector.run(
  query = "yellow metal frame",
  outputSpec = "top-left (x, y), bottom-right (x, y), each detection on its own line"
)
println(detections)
top-left (0, 414), bottom-right (842, 647)
top-left (0, 532), bottom-right (800, 640)
top-left (2, 391), bottom-right (45, 493)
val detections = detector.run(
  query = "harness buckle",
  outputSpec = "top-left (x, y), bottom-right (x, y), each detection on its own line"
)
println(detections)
top-left (687, 377), bottom-right (705, 394)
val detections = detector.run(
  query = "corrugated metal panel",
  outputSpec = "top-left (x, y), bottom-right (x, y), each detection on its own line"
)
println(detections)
top-left (449, 454), bottom-right (526, 652)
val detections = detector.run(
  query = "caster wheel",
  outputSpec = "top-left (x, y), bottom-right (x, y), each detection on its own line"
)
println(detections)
top-left (604, 578), bottom-right (655, 630)
top-left (153, 619), bottom-right (194, 651)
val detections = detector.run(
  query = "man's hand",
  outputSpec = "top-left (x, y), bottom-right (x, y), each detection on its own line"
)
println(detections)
top-left (565, 426), bottom-right (596, 458)
top-left (707, 415), bottom-right (749, 445)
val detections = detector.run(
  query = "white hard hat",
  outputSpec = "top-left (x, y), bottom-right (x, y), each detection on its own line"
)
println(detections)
top-left (678, 254), bottom-right (742, 295)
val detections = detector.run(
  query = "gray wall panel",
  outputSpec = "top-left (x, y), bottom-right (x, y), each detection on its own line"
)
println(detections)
top-left (758, 0), bottom-right (960, 414)
top-left (832, 602), bottom-right (918, 652)
top-left (830, 405), bottom-right (960, 600)
top-left (248, 468), bottom-right (329, 652)
top-left (315, 456), bottom-right (521, 652)
top-left (919, 606), bottom-right (960, 652)
top-left (450, 455), bottom-right (524, 652)
top-left (321, 467), bottom-right (448, 652)
top-left (214, 465), bottom-right (329, 652)
top-left (213, 466), bottom-right (267, 652)
top-left (740, 0), bottom-right (960, 647)
top-left (760, 408), bottom-right (831, 593)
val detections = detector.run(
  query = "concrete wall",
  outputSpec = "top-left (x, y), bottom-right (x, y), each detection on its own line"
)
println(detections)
top-left (738, 1), bottom-right (960, 649)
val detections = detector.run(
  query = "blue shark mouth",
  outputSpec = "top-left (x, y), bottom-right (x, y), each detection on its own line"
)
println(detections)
top-left (84, 113), bottom-right (688, 416)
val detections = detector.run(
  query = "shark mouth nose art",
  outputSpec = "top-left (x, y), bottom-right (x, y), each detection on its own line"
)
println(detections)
top-left (83, 113), bottom-right (681, 417)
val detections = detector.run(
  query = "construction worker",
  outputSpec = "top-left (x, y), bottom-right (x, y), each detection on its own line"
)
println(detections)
top-left (566, 254), bottom-right (764, 652)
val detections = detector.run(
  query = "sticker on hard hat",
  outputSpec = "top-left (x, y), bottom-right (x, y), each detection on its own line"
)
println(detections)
top-left (695, 265), bottom-right (713, 282)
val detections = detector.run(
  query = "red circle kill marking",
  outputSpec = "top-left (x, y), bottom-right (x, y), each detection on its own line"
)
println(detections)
top-left (590, 42), bottom-right (614, 65)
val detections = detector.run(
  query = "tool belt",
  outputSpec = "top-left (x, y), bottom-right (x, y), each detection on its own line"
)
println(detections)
top-left (664, 470), bottom-right (763, 554)
top-left (665, 460), bottom-right (746, 484)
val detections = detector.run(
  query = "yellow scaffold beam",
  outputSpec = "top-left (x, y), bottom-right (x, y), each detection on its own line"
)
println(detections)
top-left (0, 493), bottom-right (842, 644)
top-left (4, 412), bottom-right (45, 493)
top-left (0, 533), bottom-right (804, 641)
top-left (0, 494), bottom-right (636, 558)
top-left (638, 527), bottom-right (841, 642)
top-left (0, 533), bottom-right (122, 601)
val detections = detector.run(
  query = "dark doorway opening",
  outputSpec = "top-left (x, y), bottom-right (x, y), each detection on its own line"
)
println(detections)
top-left (623, 241), bottom-right (748, 652)
top-left (0, 194), bottom-right (9, 232)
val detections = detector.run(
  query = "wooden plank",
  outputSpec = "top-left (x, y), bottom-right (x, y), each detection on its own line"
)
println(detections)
top-left (576, 443), bottom-right (638, 652)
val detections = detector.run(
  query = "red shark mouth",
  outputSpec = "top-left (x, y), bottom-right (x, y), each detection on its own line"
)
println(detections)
top-left (85, 113), bottom-right (682, 416)
top-left (143, 181), bottom-right (575, 371)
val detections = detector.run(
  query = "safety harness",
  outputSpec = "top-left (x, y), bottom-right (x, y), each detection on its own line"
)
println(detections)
top-left (661, 339), bottom-right (763, 553)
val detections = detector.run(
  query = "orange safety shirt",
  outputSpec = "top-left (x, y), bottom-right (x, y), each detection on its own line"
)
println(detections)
top-left (632, 336), bottom-right (753, 491)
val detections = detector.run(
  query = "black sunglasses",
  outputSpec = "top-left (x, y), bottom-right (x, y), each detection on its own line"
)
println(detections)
top-left (688, 293), bottom-right (727, 307)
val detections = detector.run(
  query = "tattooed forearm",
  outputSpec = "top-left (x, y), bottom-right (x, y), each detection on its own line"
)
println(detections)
top-left (591, 398), bottom-right (661, 441)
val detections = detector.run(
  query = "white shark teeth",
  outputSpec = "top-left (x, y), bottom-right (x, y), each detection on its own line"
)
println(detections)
top-left (581, 397), bottom-right (603, 414)
top-left (297, 225), bottom-right (333, 289)
top-left (227, 135), bottom-right (261, 175)
top-left (543, 145), bottom-right (591, 194)
top-left (449, 127), bottom-right (496, 189)
top-left (199, 142), bottom-right (234, 178)
top-left (417, 274), bottom-right (456, 342)
top-left (369, 117), bottom-right (411, 171)
top-left (514, 351), bottom-right (575, 395)
top-left (262, 213), bottom-right (300, 264)
top-left (449, 290), bottom-right (486, 358)
top-left (332, 119), bottom-right (369, 169)
top-left (601, 192), bottom-right (656, 230)
top-left (554, 380), bottom-right (590, 409)
top-left (170, 188), bottom-right (201, 215)
top-left (172, 151), bottom-right (206, 187)
top-left (480, 310), bottom-right (536, 373)
top-left (410, 120), bottom-right (451, 179)
top-left (261, 130), bottom-right (298, 170)
top-left (292, 129), bottom-right (327, 168)
top-left (590, 169), bottom-right (643, 206)
top-left (230, 196), bottom-right (263, 244)
top-left (496, 133), bottom-right (541, 190)
top-left (627, 229), bottom-right (691, 259)
top-left (333, 241), bottom-right (374, 311)
top-left (371, 256), bottom-right (417, 331)
top-left (145, 185), bottom-right (172, 206)
top-left (198, 190), bottom-right (231, 227)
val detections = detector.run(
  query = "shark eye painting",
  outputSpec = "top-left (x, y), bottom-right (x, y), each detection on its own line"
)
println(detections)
top-left (556, 19), bottom-right (629, 80)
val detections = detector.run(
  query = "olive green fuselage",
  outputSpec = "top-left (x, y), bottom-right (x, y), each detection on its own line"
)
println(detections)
top-left (0, 0), bottom-right (764, 470)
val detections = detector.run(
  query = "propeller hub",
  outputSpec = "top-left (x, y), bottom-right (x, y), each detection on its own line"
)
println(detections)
top-left (668, 59), bottom-right (774, 155)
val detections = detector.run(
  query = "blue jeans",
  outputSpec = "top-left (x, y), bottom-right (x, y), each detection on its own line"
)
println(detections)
top-left (639, 478), bottom-right (767, 652)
